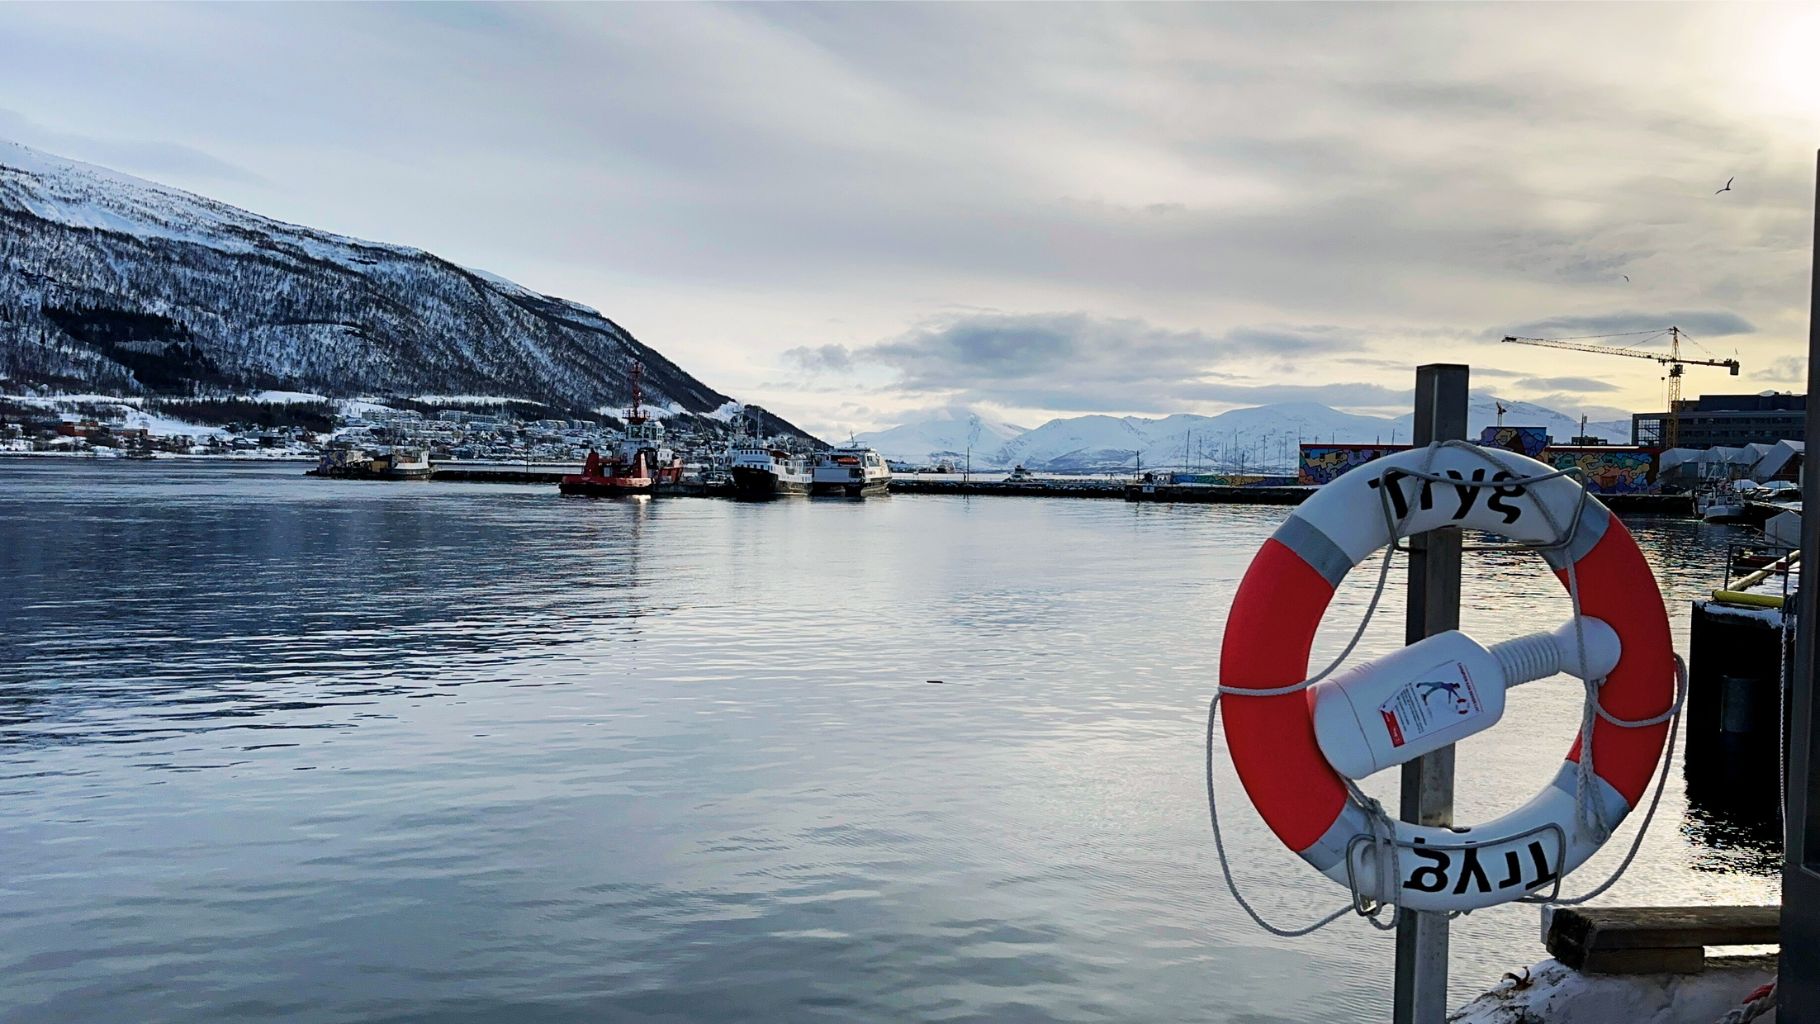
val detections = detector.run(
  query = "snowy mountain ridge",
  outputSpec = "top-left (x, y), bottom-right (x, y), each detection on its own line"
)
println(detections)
top-left (852, 406), bottom-right (1026, 465)
top-left (862, 396), bottom-right (1632, 471)
top-left (0, 140), bottom-right (783, 428)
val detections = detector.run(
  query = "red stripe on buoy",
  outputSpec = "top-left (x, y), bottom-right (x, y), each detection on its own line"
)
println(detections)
top-left (1220, 536), bottom-right (1348, 851)
top-left (1559, 517), bottom-right (1673, 807)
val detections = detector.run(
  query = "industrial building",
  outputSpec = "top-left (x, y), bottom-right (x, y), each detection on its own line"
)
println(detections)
top-left (1630, 392), bottom-right (1805, 448)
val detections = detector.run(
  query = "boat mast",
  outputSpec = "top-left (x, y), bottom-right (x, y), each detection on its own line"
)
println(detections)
top-left (626, 362), bottom-right (646, 425)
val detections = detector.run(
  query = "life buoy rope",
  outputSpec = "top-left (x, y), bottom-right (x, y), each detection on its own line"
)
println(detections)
top-left (1206, 440), bottom-right (1685, 931)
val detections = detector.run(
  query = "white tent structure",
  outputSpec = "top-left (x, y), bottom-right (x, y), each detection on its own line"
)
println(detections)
top-left (1657, 439), bottom-right (1804, 486)
top-left (1751, 439), bottom-right (1805, 481)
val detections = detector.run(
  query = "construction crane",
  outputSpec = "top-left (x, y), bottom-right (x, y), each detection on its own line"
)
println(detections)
top-left (1500, 326), bottom-right (1740, 447)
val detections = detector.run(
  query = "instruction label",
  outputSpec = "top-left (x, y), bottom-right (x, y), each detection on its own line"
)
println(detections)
top-left (1377, 660), bottom-right (1483, 747)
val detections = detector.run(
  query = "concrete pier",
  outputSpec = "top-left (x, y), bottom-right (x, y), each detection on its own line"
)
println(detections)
top-left (320, 463), bottom-right (1698, 517)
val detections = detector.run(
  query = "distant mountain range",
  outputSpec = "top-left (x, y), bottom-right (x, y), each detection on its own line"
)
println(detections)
top-left (0, 141), bottom-right (811, 437)
top-left (858, 396), bottom-right (1632, 472)
top-left (850, 407), bottom-right (1027, 466)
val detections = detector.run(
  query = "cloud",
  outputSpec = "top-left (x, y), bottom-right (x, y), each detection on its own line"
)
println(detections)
top-left (781, 343), bottom-right (854, 373)
top-left (1493, 311), bottom-right (1756, 340)
top-left (1761, 355), bottom-right (1807, 384)
top-left (1513, 376), bottom-right (1619, 393)
top-left (0, 108), bottom-right (263, 186)
top-left (0, 3), bottom-right (1812, 430)
top-left (1179, 381), bottom-right (1415, 409)
top-left (1522, 395), bottom-right (1637, 421)
top-left (840, 311), bottom-right (1381, 413)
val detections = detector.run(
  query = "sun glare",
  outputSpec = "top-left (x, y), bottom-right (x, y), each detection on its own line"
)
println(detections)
top-left (1768, 11), bottom-right (1820, 113)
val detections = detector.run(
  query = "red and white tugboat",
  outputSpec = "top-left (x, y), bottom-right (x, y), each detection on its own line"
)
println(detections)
top-left (560, 445), bottom-right (655, 496)
top-left (559, 364), bottom-right (679, 496)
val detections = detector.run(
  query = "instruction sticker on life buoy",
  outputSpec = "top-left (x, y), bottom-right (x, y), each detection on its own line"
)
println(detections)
top-left (1376, 661), bottom-right (1483, 748)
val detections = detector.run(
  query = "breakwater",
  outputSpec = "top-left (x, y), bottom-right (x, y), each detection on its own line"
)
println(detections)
top-left (328, 463), bottom-right (1697, 515)
top-left (889, 476), bottom-right (1692, 514)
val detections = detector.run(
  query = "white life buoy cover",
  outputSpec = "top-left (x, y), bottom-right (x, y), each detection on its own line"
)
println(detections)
top-left (1219, 445), bottom-right (1674, 912)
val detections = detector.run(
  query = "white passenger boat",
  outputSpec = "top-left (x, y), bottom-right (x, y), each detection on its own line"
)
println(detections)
top-left (729, 443), bottom-right (812, 498)
top-left (810, 444), bottom-right (891, 497)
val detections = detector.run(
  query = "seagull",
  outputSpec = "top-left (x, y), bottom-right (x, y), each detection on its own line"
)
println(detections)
top-left (1716, 177), bottom-right (1734, 194)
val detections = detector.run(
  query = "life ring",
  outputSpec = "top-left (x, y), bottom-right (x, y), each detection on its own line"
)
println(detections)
top-left (1219, 444), bottom-right (1674, 912)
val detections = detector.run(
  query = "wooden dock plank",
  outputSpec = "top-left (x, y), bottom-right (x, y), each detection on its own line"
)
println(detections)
top-left (1546, 906), bottom-right (1780, 975)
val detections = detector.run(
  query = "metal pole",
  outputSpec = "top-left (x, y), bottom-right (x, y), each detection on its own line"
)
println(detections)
top-left (1393, 363), bottom-right (1468, 1024)
top-left (1779, 149), bottom-right (1820, 1022)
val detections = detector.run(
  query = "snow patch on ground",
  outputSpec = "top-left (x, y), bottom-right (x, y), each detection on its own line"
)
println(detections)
top-left (456, 265), bottom-right (533, 295)
top-left (703, 401), bottom-right (743, 423)
top-left (410, 394), bottom-right (542, 407)
top-left (1449, 957), bottom-right (1776, 1023)
top-left (1, 392), bottom-right (224, 437)
top-left (120, 407), bottom-right (226, 438)
top-left (337, 398), bottom-right (398, 419)
top-left (6, 392), bottom-right (146, 408)
top-left (253, 390), bottom-right (328, 404)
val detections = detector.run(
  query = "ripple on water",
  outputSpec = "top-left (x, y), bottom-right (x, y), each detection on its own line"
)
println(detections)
top-left (0, 461), bottom-right (1780, 1023)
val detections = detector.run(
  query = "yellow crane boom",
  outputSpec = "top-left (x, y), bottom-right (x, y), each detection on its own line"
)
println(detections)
top-left (1499, 326), bottom-right (1741, 447)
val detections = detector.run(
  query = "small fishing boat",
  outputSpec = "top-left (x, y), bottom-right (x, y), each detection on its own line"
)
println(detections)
top-left (1697, 484), bottom-right (1751, 525)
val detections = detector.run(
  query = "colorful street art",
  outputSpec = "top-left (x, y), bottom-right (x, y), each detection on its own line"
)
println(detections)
top-left (1298, 442), bottom-right (1657, 493)
top-left (1298, 445), bottom-right (1411, 485)
top-left (1478, 426), bottom-right (1550, 458)
top-left (1543, 447), bottom-right (1656, 494)
top-left (1169, 472), bottom-right (1300, 487)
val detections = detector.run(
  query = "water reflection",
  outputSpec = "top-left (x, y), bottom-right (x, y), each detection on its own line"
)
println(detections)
top-left (0, 462), bottom-right (1786, 1024)
top-left (1, 462), bottom-right (663, 754)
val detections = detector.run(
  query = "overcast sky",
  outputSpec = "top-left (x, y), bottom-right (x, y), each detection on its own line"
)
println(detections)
top-left (3, 2), bottom-right (1818, 435)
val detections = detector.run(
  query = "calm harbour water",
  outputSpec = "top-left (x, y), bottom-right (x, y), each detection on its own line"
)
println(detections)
top-left (0, 460), bottom-right (1782, 1024)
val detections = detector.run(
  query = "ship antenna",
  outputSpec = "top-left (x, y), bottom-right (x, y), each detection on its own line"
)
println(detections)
top-left (627, 362), bottom-right (645, 425)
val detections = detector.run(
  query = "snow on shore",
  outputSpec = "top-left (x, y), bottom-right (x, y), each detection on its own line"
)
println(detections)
top-left (1450, 957), bottom-right (1777, 1023)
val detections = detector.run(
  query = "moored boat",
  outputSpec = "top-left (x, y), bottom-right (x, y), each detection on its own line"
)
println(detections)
top-left (377, 447), bottom-right (432, 479)
top-left (810, 444), bottom-right (891, 497)
top-left (560, 363), bottom-right (675, 497)
top-left (560, 446), bottom-right (654, 496)
top-left (729, 443), bottom-right (812, 498)
top-left (618, 363), bottom-right (685, 488)
top-left (313, 443), bottom-right (431, 479)
top-left (1698, 483), bottom-right (1751, 524)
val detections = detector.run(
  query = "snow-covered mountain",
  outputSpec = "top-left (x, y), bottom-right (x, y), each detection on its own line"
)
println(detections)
top-left (852, 407), bottom-right (1026, 465)
top-left (0, 141), bottom-right (774, 426)
top-left (996, 402), bottom-right (1406, 472)
top-left (1392, 394), bottom-right (1630, 449)
top-left (866, 395), bottom-right (1634, 473)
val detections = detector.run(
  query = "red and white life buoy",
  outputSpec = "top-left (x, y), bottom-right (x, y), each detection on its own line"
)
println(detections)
top-left (1219, 444), bottom-right (1675, 912)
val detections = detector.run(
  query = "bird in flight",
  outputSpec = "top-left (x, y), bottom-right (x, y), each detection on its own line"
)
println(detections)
top-left (1622, 274), bottom-right (1631, 282)
top-left (1716, 177), bottom-right (1734, 194)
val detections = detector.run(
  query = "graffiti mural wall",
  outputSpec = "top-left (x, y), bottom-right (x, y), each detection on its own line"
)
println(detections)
top-left (1478, 426), bottom-right (1550, 458)
top-left (1297, 442), bottom-right (1658, 493)
top-left (1543, 447), bottom-right (1656, 494)
top-left (1169, 472), bottom-right (1300, 487)
top-left (1298, 444), bottom-right (1411, 485)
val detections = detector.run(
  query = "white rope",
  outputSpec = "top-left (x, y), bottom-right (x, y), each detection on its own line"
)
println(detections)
top-left (1715, 982), bottom-right (1777, 1024)
top-left (1207, 440), bottom-right (1686, 932)
top-left (1518, 654), bottom-right (1685, 907)
top-left (1205, 524), bottom-right (1409, 934)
